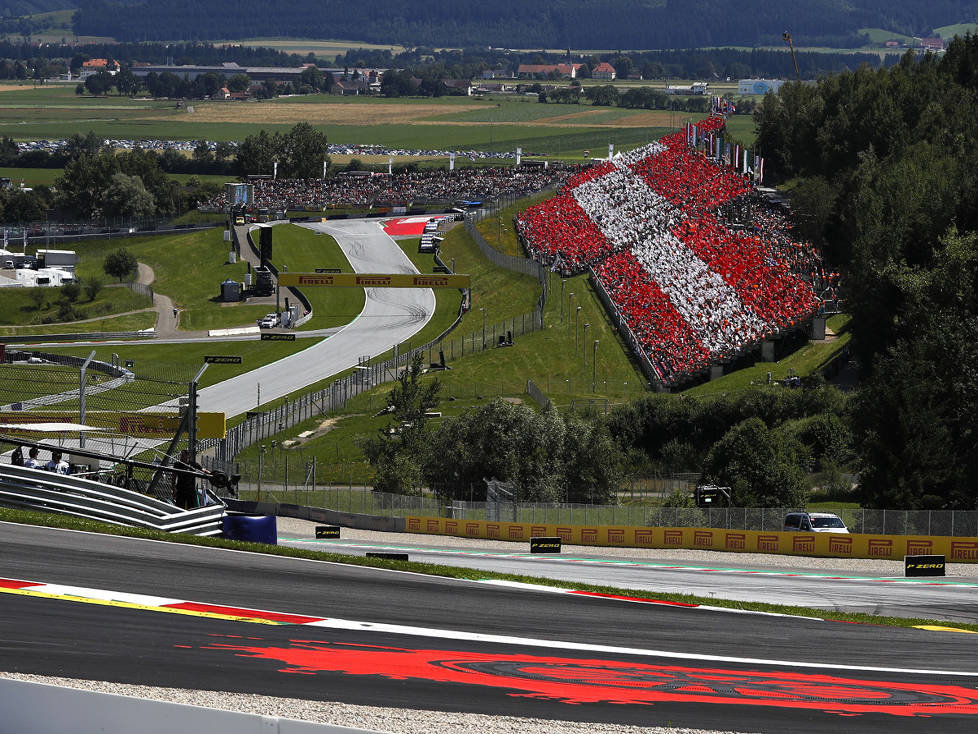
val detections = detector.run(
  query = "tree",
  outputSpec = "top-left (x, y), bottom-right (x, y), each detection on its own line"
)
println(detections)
top-left (703, 417), bottom-right (809, 507)
top-left (102, 172), bottom-right (156, 218)
top-left (84, 276), bottom-right (103, 302)
top-left (60, 281), bottom-right (81, 303)
top-left (103, 248), bottom-right (138, 282)
top-left (423, 399), bottom-right (622, 503)
top-left (280, 122), bottom-right (330, 179)
top-left (363, 352), bottom-right (441, 494)
top-left (28, 287), bottom-right (44, 311)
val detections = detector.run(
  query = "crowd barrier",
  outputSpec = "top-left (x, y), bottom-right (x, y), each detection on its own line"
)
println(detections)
top-left (406, 516), bottom-right (978, 562)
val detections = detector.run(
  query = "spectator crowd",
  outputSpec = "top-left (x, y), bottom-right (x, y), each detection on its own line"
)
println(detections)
top-left (516, 118), bottom-right (826, 386)
top-left (201, 165), bottom-right (584, 211)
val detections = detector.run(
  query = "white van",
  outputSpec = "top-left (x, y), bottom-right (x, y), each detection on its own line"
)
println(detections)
top-left (784, 512), bottom-right (849, 534)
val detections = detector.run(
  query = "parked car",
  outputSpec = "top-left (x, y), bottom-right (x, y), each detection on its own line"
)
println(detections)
top-left (783, 512), bottom-right (849, 534)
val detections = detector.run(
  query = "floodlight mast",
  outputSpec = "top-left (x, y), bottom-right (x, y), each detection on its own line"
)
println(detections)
top-left (783, 31), bottom-right (801, 82)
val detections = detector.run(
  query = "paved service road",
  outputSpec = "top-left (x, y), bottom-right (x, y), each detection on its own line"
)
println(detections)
top-left (195, 219), bottom-right (435, 416)
top-left (4, 523), bottom-right (978, 734)
top-left (279, 535), bottom-right (978, 623)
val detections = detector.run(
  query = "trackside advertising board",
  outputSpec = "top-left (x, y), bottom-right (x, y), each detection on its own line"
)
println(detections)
top-left (405, 517), bottom-right (978, 563)
top-left (276, 272), bottom-right (471, 289)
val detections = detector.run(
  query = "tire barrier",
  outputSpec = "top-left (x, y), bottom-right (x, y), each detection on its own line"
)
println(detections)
top-left (222, 514), bottom-right (277, 545)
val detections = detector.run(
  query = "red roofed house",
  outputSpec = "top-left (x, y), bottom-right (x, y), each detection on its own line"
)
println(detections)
top-left (592, 62), bottom-right (617, 80)
top-left (919, 37), bottom-right (946, 51)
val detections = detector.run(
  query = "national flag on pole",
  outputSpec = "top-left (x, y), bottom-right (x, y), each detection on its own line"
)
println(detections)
top-left (608, 143), bottom-right (614, 161)
top-left (388, 157), bottom-right (393, 175)
top-left (3, 229), bottom-right (7, 249)
top-left (449, 152), bottom-right (455, 171)
top-left (322, 160), bottom-right (327, 179)
top-left (516, 147), bottom-right (522, 166)
top-left (273, 161), bottom-right (278, 179)
top-left (758, 157), bottom-right (765, 184)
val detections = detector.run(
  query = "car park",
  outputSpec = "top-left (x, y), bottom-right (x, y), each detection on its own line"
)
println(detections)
top-left (783, 511), bottom-right (849, 533)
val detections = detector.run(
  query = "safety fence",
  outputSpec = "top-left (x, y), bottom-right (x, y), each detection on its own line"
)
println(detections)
top-left (219, 484), bottom-right (978, 538)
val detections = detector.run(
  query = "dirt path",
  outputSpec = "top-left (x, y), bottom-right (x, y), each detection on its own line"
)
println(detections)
top-left (137, 262), bottom-right (210, 339)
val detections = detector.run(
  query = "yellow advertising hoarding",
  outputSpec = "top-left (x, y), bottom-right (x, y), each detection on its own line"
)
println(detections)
top-left (0, 411), bottom-right (226, 439)
top-left (277, 272), bottom-right (471, 289)
top-left (404, 517), bottom-right (978, 563)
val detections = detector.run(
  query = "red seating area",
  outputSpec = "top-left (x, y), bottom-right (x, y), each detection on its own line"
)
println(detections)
top-left (671, 214), bottom-right (819, 329)
top-left (631, 131), bottom-right (748, 215)
top-left (515, 117), bottom-right (823, 385)
top-left (596, 252), bottom-right (710, 380)
top-left (516, 193), bottom-right (616, 270)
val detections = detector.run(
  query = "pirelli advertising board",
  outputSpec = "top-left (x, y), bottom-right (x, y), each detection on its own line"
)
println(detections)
top-left (405, 517), bottom-right (978, 563)
top-left (276, 272), bottom-right (471, 289)
top-left (0, 411), bottom-right (226, 439)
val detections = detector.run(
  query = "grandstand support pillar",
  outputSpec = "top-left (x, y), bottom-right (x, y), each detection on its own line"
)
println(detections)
top-left (761, 340), bottom-right (776, 362)
top-left (811, 317), bottom-right (827, 341)
top-left (710, 365), bottom-right (724, 381)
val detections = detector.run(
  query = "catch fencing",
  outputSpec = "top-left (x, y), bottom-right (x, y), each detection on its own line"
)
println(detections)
top-left (220, 486), bottom-right (978, 538)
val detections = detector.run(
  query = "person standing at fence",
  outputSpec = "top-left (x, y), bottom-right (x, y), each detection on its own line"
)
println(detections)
top-left (10, 446), bottom-right (24, 466)
top-left (173, 449), bottom-right (207, 509)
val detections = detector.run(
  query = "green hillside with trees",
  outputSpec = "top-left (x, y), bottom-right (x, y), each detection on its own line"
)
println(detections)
top-left (755, 38), bottom-right (978, 509)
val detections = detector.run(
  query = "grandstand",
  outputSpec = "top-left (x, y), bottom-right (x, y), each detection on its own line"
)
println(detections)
top-left (516, 117), bottom-right (827, 387)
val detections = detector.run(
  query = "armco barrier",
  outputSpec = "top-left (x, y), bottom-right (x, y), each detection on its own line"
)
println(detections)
top-left (0, 678), bottom-right (384, 734)
top-left (405, 516), bottom-right (978, 562)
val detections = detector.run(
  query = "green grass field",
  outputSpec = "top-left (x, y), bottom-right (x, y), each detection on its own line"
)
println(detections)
top-left (269, 223), bottom-right (365, 330)
top-left (0, 283), bottom-right (151, 330)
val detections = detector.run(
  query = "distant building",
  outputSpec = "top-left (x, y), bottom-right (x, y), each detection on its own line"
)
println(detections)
top-left (592, 62), bottom-right (617, 80)
top-left (517, 63), bottom-right (582, 79)
top-left (441, 79), bottom-right (473, 96)
top-left (738, 78), bottom-right (784, 95)
top-left (919, 37), bottom-right (946, 51)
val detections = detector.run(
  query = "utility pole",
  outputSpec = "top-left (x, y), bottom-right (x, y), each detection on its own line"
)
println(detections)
top-left (783, 31), bottom-right (801, 82)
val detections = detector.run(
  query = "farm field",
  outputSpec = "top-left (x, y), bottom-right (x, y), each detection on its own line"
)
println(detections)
top-left (0, 85), bottom-right (676, 155)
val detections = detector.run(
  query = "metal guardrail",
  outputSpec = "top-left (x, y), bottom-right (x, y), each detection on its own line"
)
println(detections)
top-left (0, 465), bottom-right (225, 535)
top-left (0, 332), bottom-right (154, 343)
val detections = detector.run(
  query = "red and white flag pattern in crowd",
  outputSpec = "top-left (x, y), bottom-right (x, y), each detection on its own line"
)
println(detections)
top-left (516, 119), bottom-right (820, 384)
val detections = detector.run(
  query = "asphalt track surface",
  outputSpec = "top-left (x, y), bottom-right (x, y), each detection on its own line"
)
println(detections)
top-left (5, 522), bottom-right (978, 733)
top-left (194, 220), bottom-right (435, 416)
top-left (279, 535), bottom-right (978, 624)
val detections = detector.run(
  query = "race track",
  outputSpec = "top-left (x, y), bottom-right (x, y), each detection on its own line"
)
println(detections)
top-left (4, 523), bottom-right (978, 734)
top-left (279, 534), bottom-right (978, 623)
top-left (195, 219), bottom-right (434, 416)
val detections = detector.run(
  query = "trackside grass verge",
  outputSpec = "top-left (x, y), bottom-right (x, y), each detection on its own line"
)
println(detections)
top-left (2, 507), bottom-right (973, 632)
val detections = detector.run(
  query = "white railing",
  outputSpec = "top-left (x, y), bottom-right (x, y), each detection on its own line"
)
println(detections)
top-left (0, 465), bottom-right (224, 535)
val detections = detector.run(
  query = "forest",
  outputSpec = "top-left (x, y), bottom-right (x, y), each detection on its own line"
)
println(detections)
top-left (70, 0), bottom-right (978, 50)
top-left (754, 37), bottom-right (978, 508)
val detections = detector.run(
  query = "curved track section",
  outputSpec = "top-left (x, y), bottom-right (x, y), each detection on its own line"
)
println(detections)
top-left (196, 220), bottom-right (434, 416)
top-left (4, 523), bottom-right (978, 733)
